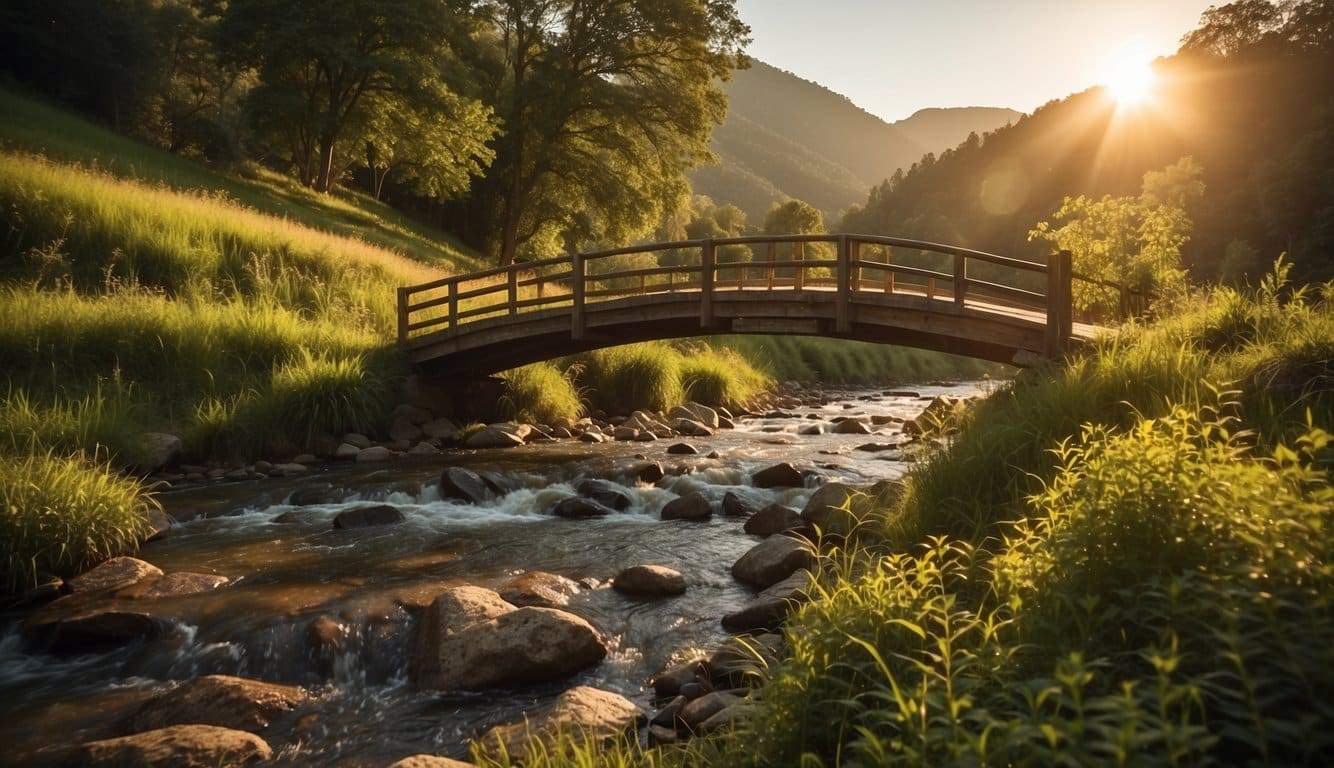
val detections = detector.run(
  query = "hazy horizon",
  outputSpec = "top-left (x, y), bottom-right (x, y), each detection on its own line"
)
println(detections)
top-left (736, 0), bottom-right (1214, 122)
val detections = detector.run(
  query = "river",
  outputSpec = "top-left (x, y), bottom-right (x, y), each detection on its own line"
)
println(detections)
top-left (0, 381), bottom-right (987, 766)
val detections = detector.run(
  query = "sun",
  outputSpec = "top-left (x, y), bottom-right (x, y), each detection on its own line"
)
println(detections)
top-left (1102, 47), bottom-right (1157, 107)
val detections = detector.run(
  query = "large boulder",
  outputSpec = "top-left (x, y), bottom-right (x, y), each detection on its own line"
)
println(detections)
top-left (438, 467), bottom-right (491, 503)
top-left (650, 659), bottom-right (708, 699)
top-left (123, 572), bottom-right (230, 600)
top-left (751, 463), bottom-right (803, 489)
top-left (499, 571), bottom-right (581, 608)
top-left (466, 423), bottom-right (530, 449)
top-left (613, 565), bottom-right (686, 597)
top-left (631, 461), bottom-right (665, 483)
top-left (412, 587), bottom-right (606, 691)
top-left (390, 417), bottom-right (424, 443)
top-left (671, 418), bottom-right (714, 437)
top-left (721, 492), bottom-right (756, 518)
top-left (575, 479), bottom-right (632, 511)
top-left (480, 686), bottom-right (642, 762)
top-left (800, 482), bottom-right (860, 535)
top-left (548, 496), bottom-right (615, 519)
top-left (125, 675), bottom-right (307, 733)
top-left (661, 492), bottom-right (712, 521)
top-left (670, 403), bottom-right (719, 429)
top-left (332, 505), bottom-right (404, 529)
top-left (679, 692), bottom-right (740, 731)
top-left (137, 433), bottom-right (183, 472)
top-left (743, 504), bottom-right (804, 537)
top-left (731, 537), bottom-right (815, 589)
top-left (832, 418), bottom-right (872, 435)
top-left (666, 442), bottom-right (699, 456)
top-left (23, 609), bottom-right (164, 655)
top-left (355, 446), bottom-right (395, 463)
top-left (421, 417), bottom-right (461, 441)
top-left (71, 725), bottom-right (271, 767)
top-left (721, 570), bottom-right (812, 633)
top-left (67, 557), bottom-right (163, 594)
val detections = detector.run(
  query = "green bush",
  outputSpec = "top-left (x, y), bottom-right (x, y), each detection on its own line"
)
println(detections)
top-left (0, 451), bottom-right (156, 592)
top-left (573, 343), bottom-right (686, 414)
top-left (679, 346), bottom-right (767, 408)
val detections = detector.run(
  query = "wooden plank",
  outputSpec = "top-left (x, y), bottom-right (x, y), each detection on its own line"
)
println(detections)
top-left (508, 267), bottom-right (518, 315)
top-left (733, 317), bottom-right (819, 334)
top-left (572, 253), bottom-right (586, 340)
top-left (836, 234), bottom-right (851, 333)
top-left (954, 253), bottom-right (967, 309)
top-left (396, 286), bottom-right (409, 345)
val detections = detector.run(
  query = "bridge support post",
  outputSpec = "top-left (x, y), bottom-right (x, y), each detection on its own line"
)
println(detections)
top-left (396, 287), bottom-right (409, 345)
top-left (954, 252), bottom-right (967, 310)
top-left (836, 234), bottom-right (851, 333)
top-left (571, 253), bottom-right (586, 340)
top-left (507, 266), bottom-right (518, 315)
top-left (700, 238), bottom-right (715, 328)
top-left (1044, 249), bottom-right (1072, 358)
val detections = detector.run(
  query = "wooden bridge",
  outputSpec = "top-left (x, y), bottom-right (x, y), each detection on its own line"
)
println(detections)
top-left (397, 234), bottom-right (1131, 376)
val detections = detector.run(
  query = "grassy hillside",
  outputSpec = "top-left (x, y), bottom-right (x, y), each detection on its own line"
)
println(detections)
top-left (690, 59), bottom-right (1020, 221)
top-left (0, 87), bottom-right (482, 270)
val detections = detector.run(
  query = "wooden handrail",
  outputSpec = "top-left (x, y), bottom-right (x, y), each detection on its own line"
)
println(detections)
top-left (396, 234), bottom-right (1147, 356)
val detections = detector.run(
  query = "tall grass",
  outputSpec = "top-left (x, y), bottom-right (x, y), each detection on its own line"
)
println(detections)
top-left (500, 363), bottom-right (583, 425)
top-left (0, 86), bottom-right (481, 269)
top-left (0, 451), bottom-right (157, 592)
top-left (568, 342), bottom-right (771, 414)
top-left (680, 345), bottom-right (768, 408)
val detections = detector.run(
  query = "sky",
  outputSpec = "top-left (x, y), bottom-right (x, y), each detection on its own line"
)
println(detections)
top-left (735, 0), bottom-right (1216, 122)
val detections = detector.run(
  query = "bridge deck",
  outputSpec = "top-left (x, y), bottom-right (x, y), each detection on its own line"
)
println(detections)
top-left (397, 234), bottom-right (1130, 376)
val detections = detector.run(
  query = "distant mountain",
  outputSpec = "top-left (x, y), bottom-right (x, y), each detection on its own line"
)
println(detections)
top-left (690, 59), bottom-right (1020, 222)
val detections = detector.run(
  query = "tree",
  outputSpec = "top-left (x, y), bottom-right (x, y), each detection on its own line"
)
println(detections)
top-left (220, 0), bottom-right (495, 193)
top-left (764, 199), bottom-right (825, 235)
top-left (360, 86), bottom-right (496, 201)
top-left (1180, 1), bottom-right (1286, 56)
top-left (451, 0), bottom-right (749, 264)
top-left (1029, 159), bottom-right (1202, 318)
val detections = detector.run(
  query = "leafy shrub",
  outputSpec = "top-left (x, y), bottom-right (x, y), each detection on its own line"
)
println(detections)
top-left (500, 363), bottom-right (582, 425)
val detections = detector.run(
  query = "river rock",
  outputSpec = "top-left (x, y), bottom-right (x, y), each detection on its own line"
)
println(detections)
top-left (709, 632), bottom-right (785, 686)
top-left (696, 703), bottom-right (745, 734)
top-left (72, 725), bottom-right (271, 767)
top-left (651, 658), bottom-right (708, 698)
top-left (670, 402), bottom-right (719, 429)
top-left (136, 432), bottom-right (183, 472)
top-left (743, 504), bottom-right (804, 537)
top-left (335, 443), bottom-right (362, 460)
top-left (143, 509), bottom-right (174, 543)
top-left (871, 414), bottom-right (902, 425)
top-left (800, 482), bottom-right (860, 535)
top-left (613, 425), bottom-right (640, 441)
top-left (421, 417), bottom-right (461, 441)
top-left (721, 492), bottom-right (755, 518)
top-left (632, 461), bottom-right (665, 483)
top-left (393, 403), bottom-right (434, 425)
top-left (731, 537), bottom-right (815, 589)
top-left (751, 462), bottom-right (803, 488)
top-left (661, 492), bottom-right (712, 521)
top-left (389, 757), bottom-right (475, 768)
top-left (666, 442), bottom-right (699, 455)
top-left (548, 496), bottom-right (615, 519)
top-left (466, 423), bottom-right (529, 448)
top-left (832, 418), bottom-right (872, 434)
top-left (272, 509), bottom-right (320, 525)
top-left (480, 686), bottom-right (642, 762)
top-left (438, 467), bottom-right (491, 503)
top-left (412, 587), bottom-right (606, 691)
top-left (575, 479), bottom-right (632, 510)
top-left (342, 433), bottom-right (373, 449)
top-left (68, 557), bottom-right (163, 594)
top-left (332, 505), bottom-right (405, 529)
top-left (390, 417), bottom-right (424, 443)
top-left (125, 675), bottom-right (307, 732)
top-left (355, 446), bottom-right (394, 462)
top-left (671, 418), bottom-right (714, 437)
top-left (124, 572), bottom-right (230, 599)
top-left (721, 570), bottom-right (812, 633)
top-left (23, 609), bottom-right (163, 655)
top-left (499, 571), bottom-right (581, 608)
top-left (798, 423), bottom-right (825, 435)
top-left (680, 691), bottom-right (740, 731)
top-left (579, 430), bottom-right (607, 443)
top-left (613, 565), bottom-right (686, 597)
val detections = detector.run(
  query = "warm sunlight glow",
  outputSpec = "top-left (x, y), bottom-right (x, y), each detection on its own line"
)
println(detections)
top-left (1103, 47), bottom-right (1157, 107)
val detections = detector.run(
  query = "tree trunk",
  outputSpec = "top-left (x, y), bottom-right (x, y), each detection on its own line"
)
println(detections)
top-left (315, 135), bottom-right (337, 193)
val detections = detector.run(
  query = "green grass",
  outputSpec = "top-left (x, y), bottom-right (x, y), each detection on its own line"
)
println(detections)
top-left (0, 451), bottom-right (158, 593)
top-left (567, 342), bottom-right (770, 414)
top-left (0, 86), bottom-right (481, 270)
top-left (500, 363), bottom-right (584, 426)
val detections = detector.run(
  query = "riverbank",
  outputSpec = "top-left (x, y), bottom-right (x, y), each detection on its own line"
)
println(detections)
top-left (0, 383), bottom-right (975, 765)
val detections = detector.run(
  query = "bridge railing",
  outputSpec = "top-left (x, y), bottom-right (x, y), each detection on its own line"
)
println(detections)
top-left (398, 234), bottom-right (1142, 358)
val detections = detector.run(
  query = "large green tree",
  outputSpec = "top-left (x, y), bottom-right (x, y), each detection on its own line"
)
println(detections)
top-left (219, 0), bottom-right (495, 194)
top-left (451, 0), bottom-right (749, 264)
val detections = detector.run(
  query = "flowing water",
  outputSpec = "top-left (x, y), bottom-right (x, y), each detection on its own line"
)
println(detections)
top-left (0, 382), bottom-right (987, 766)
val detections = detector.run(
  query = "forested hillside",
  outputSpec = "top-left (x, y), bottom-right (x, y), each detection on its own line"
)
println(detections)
top-left (690, 59), bottom-right (1019, 221)
top-left (842, 5), bottom-right (1334, 284)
